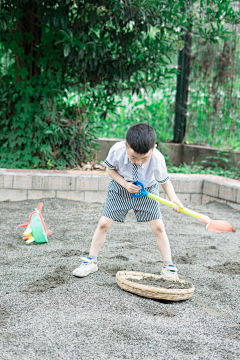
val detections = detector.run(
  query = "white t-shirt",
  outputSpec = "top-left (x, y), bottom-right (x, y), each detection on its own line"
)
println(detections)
top-left (103, 141), bottom-right (169, 188)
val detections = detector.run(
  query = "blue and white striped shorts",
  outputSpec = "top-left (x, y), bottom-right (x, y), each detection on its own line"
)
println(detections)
top-left (102, 179), bottom-right (162, 223)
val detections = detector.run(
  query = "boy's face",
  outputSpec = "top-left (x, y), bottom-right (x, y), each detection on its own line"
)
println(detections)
top-left (125, 141), bottom-right (156, 165)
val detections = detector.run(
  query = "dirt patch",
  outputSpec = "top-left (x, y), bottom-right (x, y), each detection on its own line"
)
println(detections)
top-left (96, 282), bottom-right (116, 287)
top-left (102, 266), bottom-right (122, 277)
top-left (0, 306), bottom-right (10, 327)
top-left (208, 262), bottom-right (240, 275)
top-left (1, 198), bottom-right (240, 359)
top-left (23, 266), bottom-right (69, 293)
top-left (227, 326), bottom-right (240, 340)
top-left (62, 249), bottom-right (86, 257)
top-left (140, 260), bottom-right (161, 265)
top-left (112, 327), bottom-right (152, 342)
top-left (4, 243), bottom-right (19, 250)
top-left (129, 277), bottom-right (193, 289)
top-left (173, 253), bottom-right (196, 264)
top-left (114, 255), bottom-right (129, 261)
top-left (152, 310), bottom-right (176, 317)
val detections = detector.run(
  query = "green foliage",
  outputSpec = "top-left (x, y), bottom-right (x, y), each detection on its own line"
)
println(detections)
top-left (0, 82), bottom-right (101, 168)
top-left (0, 0), bottom-right (186, 169)
top-left (167, 162), bottom-right (240, 180)
top-left (164, 151), bottom-right (240, 180)
top-left (167, 162), bottom-right (240, 179)
top-left (97, 88), bottom-right (175, 143)
top-left (0, 1), bottom-right (239, 169)
top-left (97, 79), bottom-right (240, 151)
top-left (98, 26), bottom-right (240, 152)
top-left (184, 33), bottom-right (240, 150)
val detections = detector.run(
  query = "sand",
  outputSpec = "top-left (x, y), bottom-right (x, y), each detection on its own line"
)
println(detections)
top-left (0, 198), bottom-right (240, 359)
top-left (128, 277), bottom-right (193, 289)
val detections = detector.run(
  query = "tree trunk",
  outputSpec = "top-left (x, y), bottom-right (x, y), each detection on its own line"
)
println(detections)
top-left (173, 31), bottom-right (192, 144)
top-left (16, 1), bottom-right (41, 80)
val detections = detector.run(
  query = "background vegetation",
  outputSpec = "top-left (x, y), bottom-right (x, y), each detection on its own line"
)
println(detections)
top-left (0, 0), bottom-right (239, 176)
top-left (98, 31), bottom-right (240, 152)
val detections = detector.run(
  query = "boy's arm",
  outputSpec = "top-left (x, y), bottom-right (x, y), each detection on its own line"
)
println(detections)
top-left (161, 180), bottom-right (183, 213)
top-left (106, 168), bottom-right (140, 193)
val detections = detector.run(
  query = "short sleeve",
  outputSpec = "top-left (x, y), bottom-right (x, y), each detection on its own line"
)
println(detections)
top-left (103, 144), bottom-right (119, 169)
top-left (154, 151), bottom-right (169, 184)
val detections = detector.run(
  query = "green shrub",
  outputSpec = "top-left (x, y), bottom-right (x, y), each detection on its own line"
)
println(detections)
top-left (164, 152), bottom-right (240, 180)
top-left (0, 79), bottom-right (100, 169)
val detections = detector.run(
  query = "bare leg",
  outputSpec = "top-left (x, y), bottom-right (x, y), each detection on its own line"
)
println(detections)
top-left (149, 219), bottom-right (172, 261)
top-left (89, 216), bottom-right (114, 256)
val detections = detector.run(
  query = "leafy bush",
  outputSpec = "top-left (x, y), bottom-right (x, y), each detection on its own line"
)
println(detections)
top-left (165, 151), bottom-right (240, 180)
top-left (168, 163), bottom-right (240, 180)
top-left (0, 0), bottom-right (179, 169)
top-left (97, 77), bottom-right (240, 151)
top-left (97, 89), bottom-right (175, 143)
top-left (1, 0), bottom-right (238, 170)
top-left (0, 74), bottom-right (101, 169)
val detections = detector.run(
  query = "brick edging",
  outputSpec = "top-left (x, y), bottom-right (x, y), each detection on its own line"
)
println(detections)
top-left (0, 169), bottom-right (239, 211)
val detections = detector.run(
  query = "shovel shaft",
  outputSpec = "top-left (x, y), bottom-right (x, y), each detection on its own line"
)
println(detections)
top-left (147, 193), bottom-right (201, 219)
top-left (131, 180), bottom-right (234, 232)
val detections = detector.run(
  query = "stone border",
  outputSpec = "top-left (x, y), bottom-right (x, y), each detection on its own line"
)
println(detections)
top-left (93, 138), bottom-right (240, 169)
top-left (0, 168), bottom-right (240, 211)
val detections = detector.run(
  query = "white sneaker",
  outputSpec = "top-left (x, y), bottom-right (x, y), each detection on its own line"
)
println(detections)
top-left (161, 264), bottom-right (179, 279)
top-left (72, 257), bottom-right (98, 277)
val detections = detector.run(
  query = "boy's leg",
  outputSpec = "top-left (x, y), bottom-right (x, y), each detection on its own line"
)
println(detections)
top-left (149, 219), bottom-right (171, 261)
top-left (72, 216), bottom-right (114, 277)
top-left (89, 216), bottom-right (114, 256)
top-left (149, 218), bottom-right (178, 279)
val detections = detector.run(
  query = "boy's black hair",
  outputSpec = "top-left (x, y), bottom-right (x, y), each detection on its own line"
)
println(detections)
top-left (126, 123), bottom-right (156, 154)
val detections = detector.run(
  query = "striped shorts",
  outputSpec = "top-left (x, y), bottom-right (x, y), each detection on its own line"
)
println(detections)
top-left (102, 179), bottom-right (162, 223)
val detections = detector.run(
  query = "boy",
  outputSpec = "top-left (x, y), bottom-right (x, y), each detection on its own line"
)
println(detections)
top-left (73, 123), bottom-right (183, 279)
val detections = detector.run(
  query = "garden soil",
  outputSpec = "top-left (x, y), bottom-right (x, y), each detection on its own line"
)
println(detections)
top-left (0, 198), bottom-right (240, 359)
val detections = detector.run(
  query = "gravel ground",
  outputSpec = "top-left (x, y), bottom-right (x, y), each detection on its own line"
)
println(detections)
top-left (0, 198), bottom-right (240, 360)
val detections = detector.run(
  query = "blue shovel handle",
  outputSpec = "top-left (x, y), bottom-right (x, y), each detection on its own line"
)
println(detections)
top-left (131, 180), bottom-right (149, 198)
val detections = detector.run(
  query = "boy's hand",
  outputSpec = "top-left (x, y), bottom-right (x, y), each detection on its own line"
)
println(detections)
top-left (170, 197), bottom-right (184, 213)
top-left (125, 182), bottom-right (141, 193)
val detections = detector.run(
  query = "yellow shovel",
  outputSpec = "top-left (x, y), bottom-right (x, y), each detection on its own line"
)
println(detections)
top-left (131, 180), bottom-right (235, 233)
